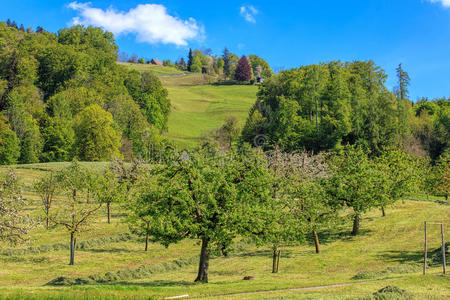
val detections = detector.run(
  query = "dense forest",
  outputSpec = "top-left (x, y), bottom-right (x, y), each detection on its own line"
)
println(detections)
top-left (0, 22), bottom-right (170, 164)
top-left (242, 62), bottom-right (449, 161)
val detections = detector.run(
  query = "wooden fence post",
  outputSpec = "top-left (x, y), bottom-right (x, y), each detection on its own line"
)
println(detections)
top-left (441, 223), bottom-right (446, 275)
top-left (424, 221), bottom-right (427, 275)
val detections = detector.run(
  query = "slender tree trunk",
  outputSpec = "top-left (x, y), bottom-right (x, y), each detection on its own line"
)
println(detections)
top-left (276, 250), bottom-right (281, 273)
top-left (445, 195), bottom-right (448, 201)
top-left (272, 248), bottom-right (278, 273)
top-left (69, 232), bottom-right (75, 265)
top-left (313, 230), bottom-right (320, 254)
top-left (45, 205), bottom-right (49, 229)
top-left (194, 237), bottom-right (210, 283)
top-left (107, 202), bottom-right (111, 224)
top-left (352, 214), bottom-right (360, 236)
top-left (381, 206), bottom-right (386, 217)
top-left (144, 221), bottom-right (150, 252)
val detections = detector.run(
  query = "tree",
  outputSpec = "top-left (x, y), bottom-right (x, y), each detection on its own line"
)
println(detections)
top-left (0, 116), bottom-right (20, 165)
top-left (187, 48), bottom-right (193, 71)
top-left (138, 58), bottom-right (145, 64)
top-left (19, 24), bottom-right (25, 32)
top-left (214, 116), bottom-right (241, 149)
top-left (222, 48), bottom-right (231, 78)
top-left (34, 172), bottom-right (57, 229)
top-left (74, 104), bottom-right (121, 161)
top-left (375, 148), bottom-right (420, 216)
top-left (189, 55), bottom-right (203, 73)
top-left (234, 56), bottom-right (252, 82)
top-left (141, 149), bottom-right (273, 283)
top-left (435, 151), bottom-right (449, 200)
top-left (36, 26), bottom-right (44, 33)
top-left (248, 55), bottom-right (273, 79)
top-left (6, 19), bottom-right (11, 27)
top-left (396, 63), bottom-right (410, 101)
top-left (52, 161), bottom-right (102, 265)
top-left (327, 146), bottom-right (383, 235)
top-left (94, 170), bottom-right (126, 224)
top-left (0, 171), bottom-right (31, 245)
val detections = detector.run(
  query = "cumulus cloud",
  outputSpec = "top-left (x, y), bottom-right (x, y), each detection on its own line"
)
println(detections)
top-left (68, 2), bottom-right (203, 46)
top-left (427, 0), bottom-right (450, 7)
top-left (240, 5), bottom-right (258, 23)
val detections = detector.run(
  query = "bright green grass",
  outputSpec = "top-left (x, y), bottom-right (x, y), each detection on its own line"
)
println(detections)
top-left (118, 62), bottom-right (187, 76)
top-left (164, 84), bottom-right (258, 148)
top-left (0, 163), bottom-right (449, 299)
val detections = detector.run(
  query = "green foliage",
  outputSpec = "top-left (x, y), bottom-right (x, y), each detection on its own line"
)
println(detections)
top-left (0, 116), bottom-right (20, 164)
top-left (74, 105), bottom-right (121, 161)
top-left (243, 61), bottom-right (402, 154)
top-left (125, 71), bottom-right (170, 131)
top-left (248, 54), bottom-right (273, 79)
top-left (0, 23), bottom-right (171, 163)
top-left (327, 146), bottom-right (383, 234)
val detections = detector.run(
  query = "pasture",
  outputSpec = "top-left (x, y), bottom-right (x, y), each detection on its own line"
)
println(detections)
top-left (0, 163), bottom-right (448, 299)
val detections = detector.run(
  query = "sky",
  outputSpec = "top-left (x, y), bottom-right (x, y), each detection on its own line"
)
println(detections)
top-left (1, 0), bottom-right (449, 100)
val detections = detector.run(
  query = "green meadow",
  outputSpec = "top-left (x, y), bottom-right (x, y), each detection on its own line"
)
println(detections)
top-left (0, 163), bottom-right (448, 299)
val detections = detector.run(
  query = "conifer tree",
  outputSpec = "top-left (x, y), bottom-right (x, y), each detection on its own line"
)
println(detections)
top-left (187, 48), bottom-right (193, 71)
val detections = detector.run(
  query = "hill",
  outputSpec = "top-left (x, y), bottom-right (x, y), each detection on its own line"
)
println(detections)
top-left (118, 63), bottom-right (258, 149)
top-left (118, 62), bottom-right (188, 76)
top-left (0, 163), bottom-right (448, 299)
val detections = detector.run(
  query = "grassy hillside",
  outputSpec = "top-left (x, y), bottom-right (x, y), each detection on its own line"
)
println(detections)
top-left (117, 63), bottom-right (258, 148)
top-left (118, 62), bottom-right (187, 76)
top-left (162, 75), bottom-right (258, 148)
top-left (0, 163), bottom-right (448, 299)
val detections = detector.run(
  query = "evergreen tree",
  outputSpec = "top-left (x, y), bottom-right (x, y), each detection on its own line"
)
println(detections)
top-left (19, 24), bottom-right (25, 32)
top-left (36, 26), bottom-right (44, 33)
top-left (222, 47), bottom-right (231, 78)
top-left (187, 48), bottom-right (193, 71)
top-left (6, 19), bottom-right (11, 27)
top-left (11, 21), bottom-right (18, 29)
top-left (396, 63), bottom-right (410, 101)
top-left (234, 56), bottom-right (252, 82)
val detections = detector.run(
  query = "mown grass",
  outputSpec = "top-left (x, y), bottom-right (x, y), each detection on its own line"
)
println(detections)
top-left (118, 62), bottom-right (186, 76)
top-left (0, 163), bottom-right (448, 299)
top-left (164, 82), bottom-right (258, 148)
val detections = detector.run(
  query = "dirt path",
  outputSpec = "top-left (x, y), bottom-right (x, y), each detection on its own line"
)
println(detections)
top-left (188, 278), bottom-right (395, 299)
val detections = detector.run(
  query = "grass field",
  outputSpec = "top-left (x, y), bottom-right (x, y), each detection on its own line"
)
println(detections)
top-left (118, 62), bottom-right (187, 76)
top-left (117, 63), bottom-right (258, 148)
top-left (163, 77), bottom-right (258, 148)
top-left (0, 163), bottom-right (449, 299)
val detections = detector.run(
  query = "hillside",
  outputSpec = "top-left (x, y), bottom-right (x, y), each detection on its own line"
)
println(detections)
top-left (118, 63), bottom-right (258, 149)
top-left (0, 163), bottom-right (448, 299)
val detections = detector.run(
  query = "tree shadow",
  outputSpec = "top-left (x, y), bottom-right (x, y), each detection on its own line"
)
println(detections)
top-left (305, 228), bottom-right (373, 246)
top-left (110, 280), bottom-right (196, 288)
top-left (84, 248), bottom-right (132, 253)
top-left (378, 250), bottom-right (424, 264)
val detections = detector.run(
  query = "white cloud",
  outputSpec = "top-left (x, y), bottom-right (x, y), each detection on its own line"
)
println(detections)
top-left (68, 2), bottom-right (203, 46)
top-left (240, 5), bottom-right (258, 23)
top-left (427, 0), bottom-right (450, 7)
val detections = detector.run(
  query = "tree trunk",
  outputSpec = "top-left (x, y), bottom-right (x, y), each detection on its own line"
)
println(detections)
top-left (144, 221), bottom-right (150, 252)
top-left (194, 237), bottom-right (210, 283)
top-left (276, 250), bottom-right (281, 273)
top-left (313, 230), bottom-right (320, 254)
top-left (272, 249), bottom-right (278, 273)
top-left (381, 206), bottom-right (386, 217)
top-left (445, 195), bottom-right (448, 201)
top-left (426, 192), bottom-right (429, 201)
top-left (107, 202), bottom-right (111, 224)
top-left (69, 232), bottom-right (76, 265)
top-left (45, 205), bottom-right (50, 230)
top-left (352, 214), bottom-right (360, 236)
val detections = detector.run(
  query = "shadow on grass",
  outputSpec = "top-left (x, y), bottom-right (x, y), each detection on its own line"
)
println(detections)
top-left (234, 249), bottom-right (296, 258)
top-left (111, 280), bottom-right (196, 288)
top-left (305, 228), bottom-right (373, 247)
top-left (378, 250), bottom-right (424, 264)
top-left (85, 248), bottom-right (132, 254)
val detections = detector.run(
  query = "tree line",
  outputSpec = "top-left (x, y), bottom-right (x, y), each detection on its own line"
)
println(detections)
top-left (0, 22), bottom-right (171, 165)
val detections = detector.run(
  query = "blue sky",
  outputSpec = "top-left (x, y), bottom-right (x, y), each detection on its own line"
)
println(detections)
top-left (1, 0), bottom-right (449, 100)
